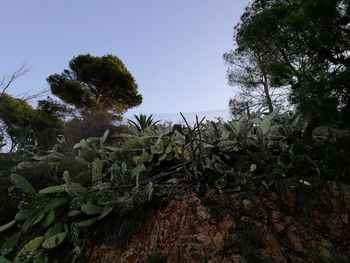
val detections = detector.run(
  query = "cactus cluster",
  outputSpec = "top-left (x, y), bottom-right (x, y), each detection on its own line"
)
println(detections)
top-left (0, 110), bottom-right (303, 261)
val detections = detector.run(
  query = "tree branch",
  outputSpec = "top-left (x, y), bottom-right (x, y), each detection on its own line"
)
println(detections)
top-left (1, 63), bottom-right (30, 94)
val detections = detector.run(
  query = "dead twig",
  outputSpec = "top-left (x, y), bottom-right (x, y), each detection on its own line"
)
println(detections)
top-left (1, 63), bottom-right (30, 94)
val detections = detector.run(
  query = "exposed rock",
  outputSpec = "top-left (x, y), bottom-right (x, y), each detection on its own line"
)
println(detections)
top-left (88, 244), bottom-right (121, 263)
top-left (119, 193), bottom-right (234, 262)
top-left (87, 179), bottom-right (350, 263)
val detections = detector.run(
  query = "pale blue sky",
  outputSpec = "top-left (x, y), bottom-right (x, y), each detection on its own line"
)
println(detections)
top-left (0, 0), bottom-right (249, 115)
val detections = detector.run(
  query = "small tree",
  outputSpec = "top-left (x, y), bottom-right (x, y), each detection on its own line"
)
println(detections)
top-left (47, 54), bottom-right (143, 115)
top-left (224, 48), bottom-right (283, 113)
top-left (0, 93), bottom-right (63, 152)
top-left (0, 65), bottom-right (63, 152)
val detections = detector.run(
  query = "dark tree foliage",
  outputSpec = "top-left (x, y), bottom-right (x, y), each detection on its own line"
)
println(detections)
top-left (47, 54), bottom-right (143, 114)
top-left (37, 96), bottom-right (72, 119)
top-left (233, 0), bottom-right (350, 127)
top-left (0, 93), bottom-right (63, 151)
top-left (228, 97), bottom-right (252, 119)
top-left (63, 111), bottom-right (123, 149)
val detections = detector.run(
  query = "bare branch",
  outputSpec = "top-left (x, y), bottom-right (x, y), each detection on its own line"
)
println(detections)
top-left (1, 63), bottom-right (30, 94)
top-left (19, 88), bottom-right (51, 101)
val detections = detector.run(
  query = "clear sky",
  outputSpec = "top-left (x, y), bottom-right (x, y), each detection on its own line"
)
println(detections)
top-left (0, 0), bottom-right (249, 115)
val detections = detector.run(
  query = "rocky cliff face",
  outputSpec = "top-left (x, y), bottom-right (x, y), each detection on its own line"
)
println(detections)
top-left (87, 178), bottom-right (350, 263)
